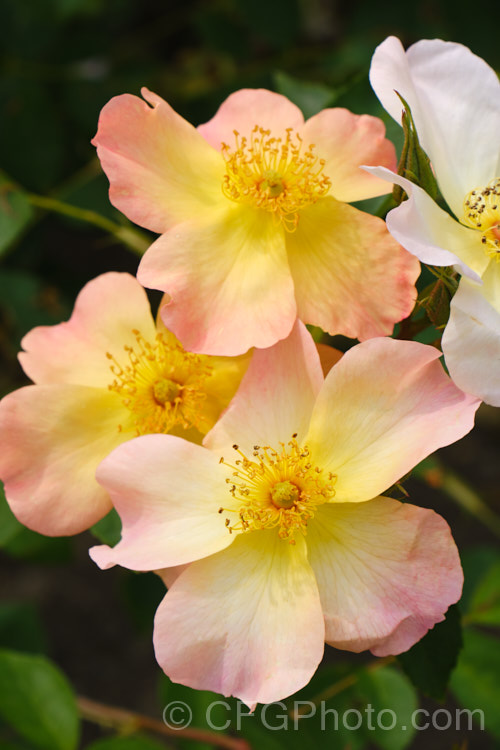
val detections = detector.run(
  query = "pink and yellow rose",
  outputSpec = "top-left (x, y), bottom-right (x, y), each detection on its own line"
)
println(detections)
top-left (0, 272), bottom-right (248, 535)
top-left (91, 324), bottom-right (478, 706)
top-left (93, 89), bottom-right (420, 355)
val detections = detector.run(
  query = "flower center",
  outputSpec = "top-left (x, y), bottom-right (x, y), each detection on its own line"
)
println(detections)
top-left (271, 480), bottom-right (300, 509)
top-left (107, 330), bottom-right (212, 435)
top-left (462, 178), bottom-right (500, 260)
top-left (221, 126), bottom-right (331, 232)
top-left (218, 435), bottom-right (337, 543)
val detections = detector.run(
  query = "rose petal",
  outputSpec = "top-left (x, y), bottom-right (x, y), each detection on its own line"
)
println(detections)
top-left (307, 498), bottom-right (462, 654)
top-left (370, 36), bottom-right (500, 217)
top-left (19, 272), bottom-right (157, 388)
top-left (363, 167), bottom-right (486, 281)
top-left (305, 337), bottom-right (479, 502)
top-left (91, 434), bottom-right (233, 571)
top-left (0, 384), bottom-right (127, 535)
top-left (154, 530), bottom-right (324, 707)
top-left (139, 205), bottom-right (296, 355)
top-left (286, 196), bottom-right (419, 339)
top-left (302, 108), bottom-right (396, 202)
top-left (442, 268), bottom-right (500, 406)
top-left (93, 88), bottom-right (225, 233)
top-left (197, 89), bottom-right (304, 152)
top-left (204, 321), bottom-right (323, 455)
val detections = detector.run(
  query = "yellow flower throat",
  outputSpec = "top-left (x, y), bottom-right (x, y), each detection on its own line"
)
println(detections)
top-left (107, 330), bottom-right (212, 435)
top-left (221, 126), bottom-right (331, 231)
top-left (219, 436), bottom-right (337, 543)
top-left (463, 178), bottom-right (500, 260)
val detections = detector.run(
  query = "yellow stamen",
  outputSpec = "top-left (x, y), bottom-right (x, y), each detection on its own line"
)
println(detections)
top-left (462, 177), bottom-right (500, 260)
top-left (221, 126), bottom-right (331, 232)
top-left (107, 330), bottom-right (212, 435)
top-left (219, 435), bottom-right (337, 543)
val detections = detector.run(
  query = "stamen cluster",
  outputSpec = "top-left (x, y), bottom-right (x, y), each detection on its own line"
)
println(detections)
top-left (463, 178), bottom-right (500, 259)
top-left (107, 330), bottom-right (212, 435)
top-left (221, 126), bottom-right (331, 231)
top-left (218, 435), bottom-right (337, 543)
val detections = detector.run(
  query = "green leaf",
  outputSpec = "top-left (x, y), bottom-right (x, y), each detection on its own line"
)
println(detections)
top-left (2, 527), bottom-right (72, 563)
top-left (0, 172), bottom-right (33, 258)
top-left (355, 666), bottom-right (418, 750)
top-left (466, 558), bottom-right (500, 626)
top-left (398, 604), bottom-right (463, 699)
top-left (450, 628), bottom-right (500, 738)
top-left (91, 508), bottom-right (122, 546)
top-left (0, 649), bottom-right (80, 750)
top-left (0, 603), bottom-right (48, 654)
top-left (0, 482), bottom-right (23, 548)
top-left (86, 735), bottom-right (167, 750)
top-left (461, 546), bottom-right (500, 612)
top-left (273, 71), bottom-right (337, 119)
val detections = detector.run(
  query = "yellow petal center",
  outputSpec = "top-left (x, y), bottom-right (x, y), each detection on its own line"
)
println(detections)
top-left (107, 330), bottom-right (212, 435)
top-left (462, 177), bottom-right (500, 261)
top-left (221, 126), bottom-right (331, 232)
top-left (219, 435), bottom-right (337, 544)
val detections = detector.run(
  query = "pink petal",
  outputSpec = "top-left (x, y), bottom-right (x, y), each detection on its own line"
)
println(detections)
top-left (93, 88), bottom-right (225, 233)
top-left (153, 531), bottom-right (324, 707)
top-left (19, 272), bottom-right (156, 388)
top-left (91, 434), bottom-right (233, 571)
top-left (204, 320), bottom-right (323, 455)
top-left (0, 384), bottom-right (126, 536)
top-left (139, 205), bottom-right (296, 355)
top-left (286, 196), bottom-right (420, 339)
top-left (306, 337), bottom-right (480, 502)
top-left (301, 108), bottom-right (396, 202)
top-left (197, 89), bottom-right (304, 152)
top-left (307, 498), bottom-right (462, 654)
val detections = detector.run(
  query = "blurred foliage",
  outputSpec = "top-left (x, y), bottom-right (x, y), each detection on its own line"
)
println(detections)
top-left (0, 1), bottom-right (499, 749)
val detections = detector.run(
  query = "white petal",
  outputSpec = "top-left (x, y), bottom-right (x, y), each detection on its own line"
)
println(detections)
top-left (442, 266), bottom-right (500, 406)
top-left (370, 37), bottom-right (500, 216)
top-left (364, 167), bottom-right (486, 280)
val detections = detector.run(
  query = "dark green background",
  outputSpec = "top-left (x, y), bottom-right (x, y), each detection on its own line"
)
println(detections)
top-left (1, 1), bottom-right (499, 749)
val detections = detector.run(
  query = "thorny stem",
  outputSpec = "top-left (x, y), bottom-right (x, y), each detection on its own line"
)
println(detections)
top-left (290, 656), bottom-right (395, 719)
top-left (26, 193), bottom-right (150, 255)
top-left (77, 696), bottom-right (251, 750)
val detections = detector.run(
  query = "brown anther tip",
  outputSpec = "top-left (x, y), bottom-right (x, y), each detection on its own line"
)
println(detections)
top-left (219, 457), bottom-right (224, 463)
top-left (232, 444), bottom-right (239, 450)
top-left (253, 445), bottom-right (260, 450)
top-left (106, 352), bottom-right (112, 359)
top-left (218, 507), bottom-right (223, 513)
top-left (292, 432), bottom-right (298, 438)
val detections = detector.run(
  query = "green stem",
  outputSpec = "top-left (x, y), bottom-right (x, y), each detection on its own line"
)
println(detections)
top-left (77, 696), bottom-right (251, 750)
top-left (424, 265), bottom-right (458, 295)
top-left (440, 470), bottom-right (500, 539)
top-left (416, 459), bottom-right (500, 539)
top-left (26, 193), bottom-right (150, 255)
